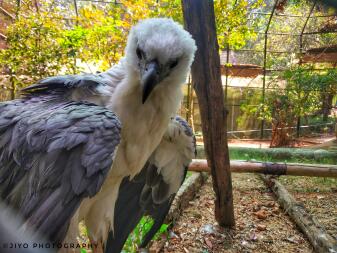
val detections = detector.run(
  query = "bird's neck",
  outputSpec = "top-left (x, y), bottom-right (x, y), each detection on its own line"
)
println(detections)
top-left (110, 74), bottom-right (182, 127)
top-left (108, 74), bottom-right (182, 177)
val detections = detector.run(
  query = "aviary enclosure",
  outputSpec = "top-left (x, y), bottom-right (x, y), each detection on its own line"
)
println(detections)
top-left (0, 0), bottom-right (336, 252)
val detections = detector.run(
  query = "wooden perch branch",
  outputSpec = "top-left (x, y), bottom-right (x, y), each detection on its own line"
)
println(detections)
top-left (0, 33), bottom-right (7, 40)
top-left (261, 176), bottom-right (337, 253)
top-left (0, 7), bottom-right (15, 20)
top-left (189, 159), bottom-right (337, 178)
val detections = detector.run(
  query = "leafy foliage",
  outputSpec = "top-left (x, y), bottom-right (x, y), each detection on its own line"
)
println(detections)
top-left (282, 67), bottom-right (337, 119)
top-left (75, 5), bottom-right (126, 70)
top-left (0, 0), bottom-right (185, 76)
top-left (215, 0), bottom-right (265, 50)
top-left (0, 0), bottom-right (268, 79)
top-left (0, 11), bottom-right (68, 82)
top-left (77, 0), bottom-right (182, 70)
top-left (59, 26), bottom-right (88, 73)
top-left (239, 67), bottom-right (337, 146)
top-left (123, 216), bottom-right (169, 252)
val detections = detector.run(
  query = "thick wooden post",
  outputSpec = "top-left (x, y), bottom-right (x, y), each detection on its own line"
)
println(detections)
top-left (182, 0), bottom-right (235, 227)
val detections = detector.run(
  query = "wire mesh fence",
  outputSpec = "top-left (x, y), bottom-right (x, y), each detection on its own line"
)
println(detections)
top-left (0, 0), bottom-right (336, 140)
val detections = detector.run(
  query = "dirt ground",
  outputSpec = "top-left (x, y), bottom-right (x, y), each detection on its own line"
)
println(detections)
top-left (279, 176), bottom-right (337, 241)
top-left (151, 174), bottom-right (314, 253)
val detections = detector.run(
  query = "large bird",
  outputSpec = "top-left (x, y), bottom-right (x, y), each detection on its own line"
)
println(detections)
top-left (0, 18), bottom-right (196, 251)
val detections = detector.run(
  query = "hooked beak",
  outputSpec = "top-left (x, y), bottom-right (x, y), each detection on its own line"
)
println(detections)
top-left (141, 61), bottom-right (160, 104)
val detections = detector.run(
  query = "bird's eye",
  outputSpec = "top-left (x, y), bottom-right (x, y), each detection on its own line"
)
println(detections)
top-left (169, 59), bottom-right (178, 69)
top-left (136, 47), bottom-right (143, 59)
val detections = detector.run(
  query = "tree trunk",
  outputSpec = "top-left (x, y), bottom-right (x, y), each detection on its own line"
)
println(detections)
top-left (322, 93), bottom-right (333, 122)
top-left (270, 121), bottom-right (293, 147)
top-left (182, 0), bottom-right (235, 227)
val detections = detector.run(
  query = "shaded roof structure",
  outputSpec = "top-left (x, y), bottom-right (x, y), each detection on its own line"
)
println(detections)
top-left (301, 45), bottom-right (337, 63)
top-left (220, 64), bottom-right (263, 78)
top-left (219, 51), bottom-right (263, 78)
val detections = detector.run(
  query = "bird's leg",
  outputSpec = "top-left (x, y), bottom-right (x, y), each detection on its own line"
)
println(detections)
top-left (88, 236), bottom-right (104, 253)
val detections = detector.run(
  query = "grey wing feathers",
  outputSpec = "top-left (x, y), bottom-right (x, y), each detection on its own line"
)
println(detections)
top-left (99, 57), bottom-right (126, 94)
top-left (22, 74), bottom-right (106, 95)
top-left (105, 116), bottom-right (195, 252)
top-left (105, 167), bottom-right (147, 253)
top-left (21, 59), bottom-right (126, 106)
top-left (105, 163), bottom-right (177, 253)
top-left (0, 97), bottom-right (121, 243)
top-left (0, 201), bottom-right (54, 253)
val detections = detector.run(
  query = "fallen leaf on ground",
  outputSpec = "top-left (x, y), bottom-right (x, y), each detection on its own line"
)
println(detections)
top-left (254, 210), bottom-right (268, 220)
top-left (286, 236), bottom-right (298, 244)
top-left (204, 238), bottom-right (213, 249)
top-left (257, 224), bottom-right (267, 231)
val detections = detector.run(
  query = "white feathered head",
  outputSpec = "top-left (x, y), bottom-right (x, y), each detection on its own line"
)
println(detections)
top-left (125, 18), bottom-right (197, 103)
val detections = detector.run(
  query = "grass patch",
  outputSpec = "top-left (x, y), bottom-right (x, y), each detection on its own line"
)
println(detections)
top-left (186, 171), bottom-right (193, 178)
top-left (196, 146), bottom-right (337, 165)
top-left (122, 216), bottom-right (169, 252)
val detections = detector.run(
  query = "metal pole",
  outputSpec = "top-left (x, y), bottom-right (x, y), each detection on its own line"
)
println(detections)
top-left (260, 0), bottom-right (278, 140)
top-left (186, 75), bottom-right (192, 123)
top-left (72, 0), bottom-right (79, 73)
top-left (224, 0), bottom-right (237, 104)
top-left (16, 0), bottom-right (21, 19)
top-left (224, 42), bottom-right (229, 103)
top-left (73, 0), bottom-right (79, 21)
top-left (297, 0), bottom-right (316, 138)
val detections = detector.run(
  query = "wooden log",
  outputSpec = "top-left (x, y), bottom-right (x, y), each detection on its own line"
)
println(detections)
top-left (182, 0), bottom-right (235, 227)
top-left (196, 146), bottom-right (337, 164)
top-left (189, 159), bottom-right (337, 178)
top-left (261, 175), bottom-right (337, 253)
top-left (0, 33), bottom-right (7, 40)
top-left (0, 7), bottom-right (15, 20)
